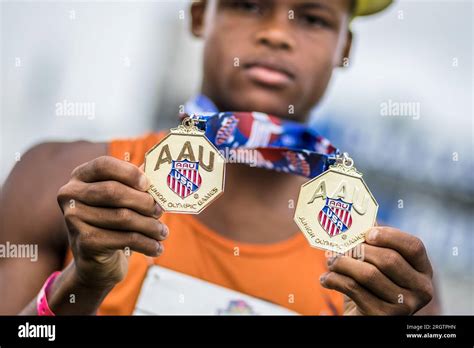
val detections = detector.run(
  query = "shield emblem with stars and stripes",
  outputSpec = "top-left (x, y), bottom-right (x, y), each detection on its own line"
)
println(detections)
top-left (167, 160), bottom-right (202, 199)
top-left (318, 198), bottom-right (353, 237)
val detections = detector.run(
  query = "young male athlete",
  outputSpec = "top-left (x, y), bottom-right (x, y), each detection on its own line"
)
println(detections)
top-left (0, 0), bottom-right (436, 315)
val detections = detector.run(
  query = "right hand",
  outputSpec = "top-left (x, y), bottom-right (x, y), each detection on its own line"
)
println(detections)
top-left (57, 156), bottom-right (167, 289)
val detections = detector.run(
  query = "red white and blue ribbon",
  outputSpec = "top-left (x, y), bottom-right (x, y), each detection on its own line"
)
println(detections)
top-left (184, 95), bottom-right (339, 179)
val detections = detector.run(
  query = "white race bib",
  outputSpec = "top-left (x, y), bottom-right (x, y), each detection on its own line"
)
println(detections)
top-left (133, 265), bottom-right (297, 315)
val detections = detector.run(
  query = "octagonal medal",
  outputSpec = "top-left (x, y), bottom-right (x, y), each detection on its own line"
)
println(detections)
top-left (144, 117), bottom-right (226, 214)
top-left (294, 154), bottom-right (378, 254)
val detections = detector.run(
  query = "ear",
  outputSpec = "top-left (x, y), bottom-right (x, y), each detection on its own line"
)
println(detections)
top-left (338, 30), bottom-right (353, 68)
top-left (191, 0), bottom-right (207, 38)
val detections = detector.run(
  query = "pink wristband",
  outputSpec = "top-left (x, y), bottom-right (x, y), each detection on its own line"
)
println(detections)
top-left (36, 271), bottom-right (61, 316)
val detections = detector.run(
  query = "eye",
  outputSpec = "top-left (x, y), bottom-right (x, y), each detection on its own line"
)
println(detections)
top-left (300, 14), bottom-right (330, 28)
top-left (230, 0), bottom-right (261, 14)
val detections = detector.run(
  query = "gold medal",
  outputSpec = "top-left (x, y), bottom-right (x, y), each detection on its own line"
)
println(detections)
top-left (294, 153), bottom-right (378, 254)
top-left (144, 117), bottom-right (226, 214)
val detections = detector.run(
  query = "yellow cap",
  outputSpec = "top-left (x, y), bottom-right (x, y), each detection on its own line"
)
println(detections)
top-left (353, 0), bottom-right (393, 17)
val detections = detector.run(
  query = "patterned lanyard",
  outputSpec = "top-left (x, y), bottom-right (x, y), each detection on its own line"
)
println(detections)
top-left (184, 95), bottom-right (340, 178)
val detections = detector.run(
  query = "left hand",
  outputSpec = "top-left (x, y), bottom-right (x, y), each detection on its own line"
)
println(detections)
top-left (320, 226), bottom-right (434, 315)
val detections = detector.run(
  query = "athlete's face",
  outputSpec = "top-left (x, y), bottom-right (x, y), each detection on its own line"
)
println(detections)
top-left (191, 0), bottom-right (353, 121)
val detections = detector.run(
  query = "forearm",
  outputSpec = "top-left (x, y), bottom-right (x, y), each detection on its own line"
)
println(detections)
top-left (19, 262), bottom-right (114, 315)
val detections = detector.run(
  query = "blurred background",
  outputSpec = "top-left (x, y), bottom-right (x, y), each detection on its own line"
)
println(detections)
top-left (1, 0), bottom-right (472, 314)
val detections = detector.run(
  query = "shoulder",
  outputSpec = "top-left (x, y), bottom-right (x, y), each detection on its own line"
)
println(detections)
top-left (7, 140), bottom-right (107, 188)
top-left (25, 140), bottom-right (106, 163)
top-left (1, 140), bottom-right (107, 247)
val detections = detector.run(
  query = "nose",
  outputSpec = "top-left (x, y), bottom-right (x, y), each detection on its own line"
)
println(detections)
top-left (254, 14), bottom-right (295, 51)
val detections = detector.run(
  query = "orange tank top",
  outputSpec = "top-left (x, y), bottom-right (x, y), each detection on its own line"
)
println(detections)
top-left (66, 132), bottom-right (344, 315)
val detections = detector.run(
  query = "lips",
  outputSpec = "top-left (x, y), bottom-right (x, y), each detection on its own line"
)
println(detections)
top-left (243, 58), bottom-right (295, 88)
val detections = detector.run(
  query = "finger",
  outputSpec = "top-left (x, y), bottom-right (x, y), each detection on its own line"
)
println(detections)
top-left (365, 227), bottom-right (433, 277)
top-left (72, 156), bottom-right (149, 191)
top-left (320, 272), bottom-right (397, 315)
top-left (75, 221), bottom-right (164, 257)
top-left (327, 255), bottom-right (405, 304)
top-left (72, 180), bottom-right (162, 218)
top-left (72, 202), bottom-right (169, 241)
top-left (362, 244), bottom-right (427, 290)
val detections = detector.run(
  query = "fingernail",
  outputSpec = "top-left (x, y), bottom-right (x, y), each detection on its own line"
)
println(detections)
top-left (154, 204), bottom-right (162, 218)
top-left (139, 175), bottom-right (149, 190)
top-left (327, 257), bottom-right (336, 266)
top-left (368, 229), bottom-right (379, 242)
top-left (161, 225), bottom-right (169, 238)
top-left (320, 274), bottom-right (328, 283)
top-left (157, 242), bottom-right (164, 254)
